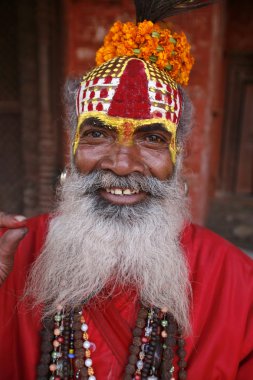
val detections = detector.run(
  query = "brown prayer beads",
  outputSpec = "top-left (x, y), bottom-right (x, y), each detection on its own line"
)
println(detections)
top-left (38, 304), bottom-right (187, 379)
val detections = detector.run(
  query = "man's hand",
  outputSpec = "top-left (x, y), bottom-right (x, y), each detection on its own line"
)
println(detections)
top-left (0, 212), bottom-right (28, 286)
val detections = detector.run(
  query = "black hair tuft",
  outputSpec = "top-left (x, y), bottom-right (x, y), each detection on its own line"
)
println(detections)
top-left (134, 0), bottom-right (215, 23)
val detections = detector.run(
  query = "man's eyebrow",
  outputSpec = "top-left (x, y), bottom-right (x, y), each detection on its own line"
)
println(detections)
top-left (80, 117), bottom-right (114, 130)
top-left (135, 123), bottom-right (170, 134)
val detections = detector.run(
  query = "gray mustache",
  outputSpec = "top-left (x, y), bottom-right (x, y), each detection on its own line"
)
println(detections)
top-left (72, 170), bottom-right (175, 198)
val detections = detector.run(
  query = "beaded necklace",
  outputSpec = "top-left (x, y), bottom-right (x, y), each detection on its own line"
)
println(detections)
top-left (37, 304), bottom-right (187, 380)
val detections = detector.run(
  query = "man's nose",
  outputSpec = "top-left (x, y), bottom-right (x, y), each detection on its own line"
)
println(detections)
top-left (99, 143), bottom-right (147, 176)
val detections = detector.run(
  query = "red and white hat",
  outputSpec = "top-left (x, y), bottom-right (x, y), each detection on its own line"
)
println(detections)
top-left (76, 56), bottom-right (181, 125)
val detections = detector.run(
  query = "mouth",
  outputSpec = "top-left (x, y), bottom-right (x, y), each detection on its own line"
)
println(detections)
top-left (99, 187), bottom-right (147, 205)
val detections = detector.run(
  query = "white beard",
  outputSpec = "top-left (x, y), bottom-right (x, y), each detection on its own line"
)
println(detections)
top-left (25, 170), bottom-right (191, 333)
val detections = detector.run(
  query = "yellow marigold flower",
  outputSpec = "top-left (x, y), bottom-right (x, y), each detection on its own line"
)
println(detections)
top-left (95, 20), bottom-right (194, 86)
top-left (160, 31), bottom-right (173, 46)
top-left (118, 44), bottom-right (136, 57)
top-left (156, 51), bottom-right (168, 68)
top-left (111, 21), bottom-right (122, 32)
top-left (138, 20), bottom-right (154, 36)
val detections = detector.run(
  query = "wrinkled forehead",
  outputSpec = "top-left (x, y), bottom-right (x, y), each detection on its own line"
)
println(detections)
top-left (75, 56), bottom-right (182, 125)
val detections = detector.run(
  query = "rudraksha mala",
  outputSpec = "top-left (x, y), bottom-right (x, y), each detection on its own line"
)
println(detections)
top-left (123, 306), bottom-right (187, 380)
top-left (37, 305), bottom-right (95, 380)
top-left (37, 304), bottom-right (187, 380)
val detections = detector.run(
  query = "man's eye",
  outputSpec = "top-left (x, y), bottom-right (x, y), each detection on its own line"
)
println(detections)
top-left (80, 130), bottom-right (105, 139)
top-left (88, 131), bottom-right (104, 138)
top-left (146, 135), bottom-right (165, 143)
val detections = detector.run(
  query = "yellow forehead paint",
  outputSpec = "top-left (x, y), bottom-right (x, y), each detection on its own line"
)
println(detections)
top-left (73, 111), bottom-right (178, 164)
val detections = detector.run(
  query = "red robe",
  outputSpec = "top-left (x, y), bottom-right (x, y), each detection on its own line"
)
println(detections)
top-left (0, 214), bottom-right (253, 379)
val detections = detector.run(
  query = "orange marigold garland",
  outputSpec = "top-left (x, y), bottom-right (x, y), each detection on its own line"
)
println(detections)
top-left (96, 20), bottom-right (194, 86)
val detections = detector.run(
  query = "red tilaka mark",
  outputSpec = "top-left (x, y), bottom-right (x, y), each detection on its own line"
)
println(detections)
top-left (166, 111), bottom-right (172, 121)
top-left (166, 84), bottom-right (172, 92)
top-left (166, 110), bottom-right (178, 123)
top-left (108, 59), bottom-right (151, 119)
top-left (100, 88), bottom-right (109, 98)
top-left (165, 94), bottom-right (172, 104)
top-left (123, 122), bottom-right (134, 140)
top-left (155, 92), bottom-right (162, 101)
top-left (88, 102), bottom-right (93, 111)
top-left (173, 88), bottom-right (178, 99)
top-left (96, 102), bottom-right (103, 111)
top-left (152, 110), bottom-right (163, 118)
top-left (104, 76), bottom-right (112, 84)
top-left (117, 122), bottom-right (135, 145)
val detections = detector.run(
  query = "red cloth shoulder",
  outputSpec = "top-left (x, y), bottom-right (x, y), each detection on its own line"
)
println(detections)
top-left (182, 223), bottom-right (253, 379)
top-left (0, 214), bottom-right (50, 380)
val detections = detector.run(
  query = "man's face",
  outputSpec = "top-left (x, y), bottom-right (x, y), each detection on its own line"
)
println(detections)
top-left (74, 116), bottom-right (174, 206)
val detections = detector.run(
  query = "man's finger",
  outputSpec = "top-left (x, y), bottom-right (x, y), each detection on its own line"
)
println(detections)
top-left (0, 228), bottom-right (28, 286)
top-left (0, 212), bottom-right (27, 229)
top-left (0, 228), bottom-right (28, 261)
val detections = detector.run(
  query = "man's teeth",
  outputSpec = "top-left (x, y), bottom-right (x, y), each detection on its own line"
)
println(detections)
top-left (105, 188), bottom-right (140, 195)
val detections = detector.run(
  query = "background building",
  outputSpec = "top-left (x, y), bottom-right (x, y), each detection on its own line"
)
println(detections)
top-left (0, 0), bottom-right (252, 250)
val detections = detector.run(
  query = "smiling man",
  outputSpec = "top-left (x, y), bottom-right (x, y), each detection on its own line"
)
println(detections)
top-left (25, 56), bottom-right (191, 334)
top-left (0, 1), bottom-right (253, 380)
